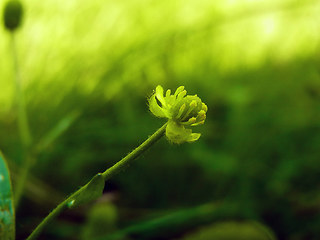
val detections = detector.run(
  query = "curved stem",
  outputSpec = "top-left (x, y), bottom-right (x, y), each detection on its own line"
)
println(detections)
top-left (102, 123), bottom-right (167, 180)
top-left (26, 123), bottom-right (167, 240)
top-left (25, 198), bottom-right (69, 240)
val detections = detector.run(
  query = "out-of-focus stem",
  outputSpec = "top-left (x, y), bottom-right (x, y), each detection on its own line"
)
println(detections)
top-left (10, 32), bottom-right (33, 207)
top-left (10, 33), bottom-right (31, 148)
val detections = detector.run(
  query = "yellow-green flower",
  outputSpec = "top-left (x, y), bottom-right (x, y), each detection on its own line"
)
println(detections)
top-left (149, 85), bottom-right (207, 144)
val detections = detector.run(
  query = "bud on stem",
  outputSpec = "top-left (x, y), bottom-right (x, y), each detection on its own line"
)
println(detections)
top-left (3, 0), bottom-right (23, 31)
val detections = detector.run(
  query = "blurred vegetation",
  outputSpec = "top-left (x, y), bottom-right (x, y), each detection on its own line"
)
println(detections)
top-left (1, 0), bottom-right (320, 239)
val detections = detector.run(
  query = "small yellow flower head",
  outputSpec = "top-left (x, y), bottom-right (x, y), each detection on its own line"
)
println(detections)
top-left (149, 85), bottom-right (208, 144)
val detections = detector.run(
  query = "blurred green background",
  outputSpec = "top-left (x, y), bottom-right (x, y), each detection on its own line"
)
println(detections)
top-left (1, 0), bottom-right (320, 239)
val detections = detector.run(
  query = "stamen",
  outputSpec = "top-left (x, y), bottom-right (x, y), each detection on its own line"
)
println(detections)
top-left (174, 86), bottom-right (185, 96)
top-left (177, 90), bottom-right (187, 101)
top-left (176, 103), bottom-right (186, 119)
top-left (187, 117), bottom-right (197, 124)
top-left (202, 103), bottom-right (208, 112)
top-left (181, 102), bottom-right (197, 121)
top-left (197, 110), bottom-right (206, 121)
top-left (190, 100), bottom-right (197, 108)
top-left (166, 89), bottom-right (171, 97)
top-left (198, 110), bottom-right (206, 117)
top-left (191, 120), bottom-right (205, 126)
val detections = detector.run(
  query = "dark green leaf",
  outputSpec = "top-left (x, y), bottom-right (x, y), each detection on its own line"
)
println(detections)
top-left (0, 151), bottom-right (15, 240)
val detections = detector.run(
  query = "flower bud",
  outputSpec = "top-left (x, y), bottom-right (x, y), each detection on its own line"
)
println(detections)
top-left (3, 0), bottom-right (24, 31)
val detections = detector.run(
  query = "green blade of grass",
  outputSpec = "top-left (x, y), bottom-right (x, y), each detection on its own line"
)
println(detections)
top-left (35, 110), bottom-right (81, 153)
top-left (96, 203), bottom-right (239, 240)
top-left (0, 151), bottom-right (15, 240)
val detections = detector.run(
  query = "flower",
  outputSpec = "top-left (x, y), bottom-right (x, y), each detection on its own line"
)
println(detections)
top-left (149, 85), bottom-right (207, 144)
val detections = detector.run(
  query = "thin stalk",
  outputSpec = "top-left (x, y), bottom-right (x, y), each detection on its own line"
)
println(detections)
top-left (14, 154), bottom-right (35, 207)
top-left (10, 32), bottom-right (33, 207)
top-left (102, 123), bottom-right (167, 180)
top-left (10, 33), bottom-right (31, 148)
top-left (26, 123), bottom-right (167, 240)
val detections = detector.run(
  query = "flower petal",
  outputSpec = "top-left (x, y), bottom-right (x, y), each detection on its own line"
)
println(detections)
top-left (165, 120), bottom-right (201, 144)
top-left (186, 133), bottom-right (201, 142)
top-left (155, 85), bottom-right (166, 106)
top-left (149, 95), bottom-right (167, 118)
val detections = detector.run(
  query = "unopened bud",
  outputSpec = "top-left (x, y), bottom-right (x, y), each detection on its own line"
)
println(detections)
top-left (3, 0), bottom-right (24, 31)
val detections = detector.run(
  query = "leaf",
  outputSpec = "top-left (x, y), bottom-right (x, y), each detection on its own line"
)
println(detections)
top-left (0, 151), bottom-right (15, 240)
top-left (68, 173), bottom-right (105, 209)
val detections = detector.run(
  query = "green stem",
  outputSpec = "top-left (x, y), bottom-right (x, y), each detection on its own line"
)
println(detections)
top-left (10, 32), bottom-right (33, 207)
top-left (26, 123), bottom-right (167, 240)
top-left (102, 123), bottom-right (167, 180)
top-left (10, 32), bottom-right (32, 148)
top-left (14, 154), bottom-right (34, 207)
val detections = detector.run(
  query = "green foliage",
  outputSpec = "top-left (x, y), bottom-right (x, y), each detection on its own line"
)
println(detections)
top-left (0, 152), bottom-right (15, 240)
top-left (81, 202), bottom-right (118, 240)
top-left (182, 221), bottom-right (276, 240)
top-left (101, 203), bottom-right (222, 240)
